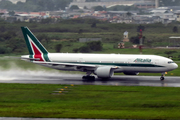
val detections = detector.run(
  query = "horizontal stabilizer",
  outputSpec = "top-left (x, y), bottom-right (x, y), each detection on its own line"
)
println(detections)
top-left (21, 57), bottom-right (40, 61)
top-left (6, 56), bottom-right (40, 61)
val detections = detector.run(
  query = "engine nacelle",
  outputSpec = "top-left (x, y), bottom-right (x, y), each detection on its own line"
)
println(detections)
top-left (123, 72), bottom-right (139, 75)
top-left (94, 66), bottom-right (114, 78)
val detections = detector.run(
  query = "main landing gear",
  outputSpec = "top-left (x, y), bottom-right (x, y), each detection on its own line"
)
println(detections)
top-left (82, 71), bottom-right (95, 80)
top-left (160, 72), bottom-right (165, 81)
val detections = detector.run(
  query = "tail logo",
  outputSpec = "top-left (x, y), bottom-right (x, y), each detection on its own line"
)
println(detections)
top-left (21, 27), bottom-right (50, 62)
top-left (29, 37), bottom-right (44, 61)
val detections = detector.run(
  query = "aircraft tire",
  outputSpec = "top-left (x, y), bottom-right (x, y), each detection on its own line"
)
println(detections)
top-left (160, 76), bottom-right (165, 81)
top-left (82, 76), bottom-right (95, 81)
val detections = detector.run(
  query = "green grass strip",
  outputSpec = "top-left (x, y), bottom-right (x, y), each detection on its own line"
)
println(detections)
top-left (0, 83), bottom-right (180, 119)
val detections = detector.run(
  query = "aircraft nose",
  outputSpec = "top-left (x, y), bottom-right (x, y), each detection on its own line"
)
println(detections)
top-left (170, 63), bottom-right (178, 70)
top-left (174, 63), bottom-right (178, 69)
top-left (167, 63), bottom-right (178, 71)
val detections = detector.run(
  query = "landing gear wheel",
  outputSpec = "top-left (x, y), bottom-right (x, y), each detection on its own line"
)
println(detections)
top-left (160, 72), bottom-right (166, 81)
top-left (160, 76), bottom-right (165, 81)
top-left (82, 71), bottom-right (95, 80)
top-left (82, 76), bottom-right (95, 80)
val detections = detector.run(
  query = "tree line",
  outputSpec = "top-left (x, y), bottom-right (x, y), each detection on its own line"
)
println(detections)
top-left (0, 18), bottom-right (178, 54)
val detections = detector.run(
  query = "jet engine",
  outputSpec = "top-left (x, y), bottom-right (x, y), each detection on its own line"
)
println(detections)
top-left (94, 66), bottom-right (114, 78)
top-left (123, 72), bottom-right (139, 75)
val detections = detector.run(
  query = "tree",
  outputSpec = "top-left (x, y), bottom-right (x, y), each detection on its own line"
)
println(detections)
top-left (130, 36), bottom-right (139, 44)
top-left (0, 45), bottom-right (7, 54)
top-left (126, 12), bottom-right (132, 17)
top-left (73, 48), bottom-right (79, 53)
top-left (78, 29), bottom-right (83, 34)
top-left (55, 44), bottom-right (62, 52)
top-left (36, 34), bottom-right (49, 43)
top-left (37, 34), bottom-right (45, 42)
top-left (107, 5), bottom-right (138, 11)
top-left (2, 30), bottom-right (16, 40)
top-left (0, 26), bottom-right (6, 32)
top-left (137, 25), bottom-right (145, 32)
top-left (41, 18), bottom-right (53, 24)
top-left (173, 26), bottom-right (178, 33)
top-left (91, 22), bottom-right (96, 28)
top-left (79, 45), bottom-right (91, 53)
top-left (8, 11), bottom-right (15, 16)
top-left (93, 6), bottom-right (105, 11)
top-left (164, 51), bottom-right (177, 57)
top-left (87, 41), bottom-right (102, 51)
top-left (130, 34), bottom-right (145, 44)
top-left (70, 5), bottom-right (79, 10)
top-left (6, 38), bottom-right (25, 53)
top-left (84, 6), bottom-right (87, 9)
top-left (54, 0), bottom-right (72, 10)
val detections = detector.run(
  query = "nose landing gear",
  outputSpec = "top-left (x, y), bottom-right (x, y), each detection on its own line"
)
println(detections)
top-left (160, 76), bottom-right (165, 81)
top-left (160, 72), bottom-right (165, 81)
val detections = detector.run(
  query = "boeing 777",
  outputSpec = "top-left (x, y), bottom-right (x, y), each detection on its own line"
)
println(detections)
top-left (21, 27), bottom-right (178, 80)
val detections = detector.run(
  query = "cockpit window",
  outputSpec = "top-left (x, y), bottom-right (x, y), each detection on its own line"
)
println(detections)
top-left (168, 61), bottom-right (174, 64)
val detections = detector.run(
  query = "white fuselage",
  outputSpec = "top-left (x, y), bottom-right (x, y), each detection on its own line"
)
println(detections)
top-left (20, 26), bottom-right (178, 79)
top-left (22, 53), bottom-right (178, 73)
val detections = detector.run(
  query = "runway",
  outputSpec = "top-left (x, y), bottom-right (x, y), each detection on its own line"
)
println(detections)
top-left (0, 69), bottom-right (179, 87)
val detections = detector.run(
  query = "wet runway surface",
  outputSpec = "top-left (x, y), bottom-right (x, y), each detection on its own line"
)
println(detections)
top-left (0, 69), bottom-right (179, 87)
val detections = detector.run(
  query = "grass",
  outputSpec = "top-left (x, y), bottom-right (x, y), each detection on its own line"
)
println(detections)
top-left (0, 84), bottom-right (180, 119)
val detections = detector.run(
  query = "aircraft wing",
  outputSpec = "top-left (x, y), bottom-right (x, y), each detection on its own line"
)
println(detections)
top-left (33, 61), bottom-right (99, 68)
top-left (33, 61), bottom-right (120, 69)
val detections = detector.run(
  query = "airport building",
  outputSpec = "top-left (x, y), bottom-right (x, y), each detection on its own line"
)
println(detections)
top-left (70, 0), bottom-right (159, 9)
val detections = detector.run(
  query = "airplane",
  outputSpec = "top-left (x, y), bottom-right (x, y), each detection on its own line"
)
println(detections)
top-left (21, 26), bottom-right (178, 81)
